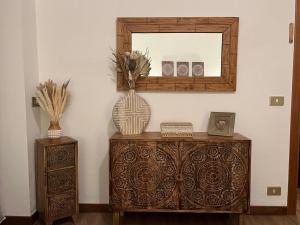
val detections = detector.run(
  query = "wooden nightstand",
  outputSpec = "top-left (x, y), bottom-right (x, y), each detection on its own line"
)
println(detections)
top-left (36, 137), bottom-right (79, 225)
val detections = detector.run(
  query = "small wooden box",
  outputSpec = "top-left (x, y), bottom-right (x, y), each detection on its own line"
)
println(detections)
top-left (36, 137), bottom-right (78, 225)
top-left (160, 122), bottom-right (193, 137)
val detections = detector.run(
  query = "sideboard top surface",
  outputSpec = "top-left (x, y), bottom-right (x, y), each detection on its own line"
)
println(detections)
top-left (36, 136), bottom-right (77, 145)
top-left (110, 132), bottom-right (250, 141)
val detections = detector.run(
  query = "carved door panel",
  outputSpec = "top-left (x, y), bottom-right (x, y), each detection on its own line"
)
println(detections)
top-left (48, 191), bottom-right (76, 219)
top-left (47, 144), bottom-right (75, 170)
top-left (179, 141), bottom-right (250, 212)
top-left (47, 168), bottom-right (76, 195)
top-left (110, 141), bottom-right (179, 210)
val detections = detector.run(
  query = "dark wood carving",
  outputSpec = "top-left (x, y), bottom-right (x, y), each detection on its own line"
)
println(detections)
top-left (47, 144), bottom-right (75, 170)
top-left (48, 192), bottom-right (76, 218)
top-left (110, 132), bottom-right (251, 225)
top-left (110, 142), bottom-right (179, 210)
top-left (47, 168), bottom-right (76, 194)
top-left (180, 142), bottom-right (249, 212)
top-left (36, 137), bottom-right (79, 225)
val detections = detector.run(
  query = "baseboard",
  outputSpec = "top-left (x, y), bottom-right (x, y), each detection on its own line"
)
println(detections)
top-left (0, 204), bottom-right (286, 225)
top-left (1, 211), bottom-right (38, 225)
top-left (0, 204), bottom-right (110, 225)
top-left (79, 204), bottom-right (112, 213)
top-left (79, 204), bottom-right (288, 215)
top-left (249, 206), bottom-right (287, 215)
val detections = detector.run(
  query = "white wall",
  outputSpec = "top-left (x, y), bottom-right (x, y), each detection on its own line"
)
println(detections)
top-left (0, 0), bottom-right (31, 216)
top-left (22, 0), bottom-right (41, 214)
top-left (35, 0), bottom-right (295, 207)
top-left (0, 0), bottom-right (40, 216)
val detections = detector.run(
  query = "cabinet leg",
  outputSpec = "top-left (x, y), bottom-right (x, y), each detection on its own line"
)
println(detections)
top-left (120, 211), bottom-right (124, 225)
top-left (72, 214), bottom-right (79, 224)
top-left (227, 214), bottom-right (240, 225)
top-left (113, 212), bottom-right (121, 225)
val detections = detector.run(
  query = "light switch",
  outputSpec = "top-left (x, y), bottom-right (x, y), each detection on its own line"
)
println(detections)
top-left (270, 96), bottom-right (284, 106)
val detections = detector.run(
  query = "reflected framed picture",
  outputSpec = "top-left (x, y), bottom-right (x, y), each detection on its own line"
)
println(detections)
top-left (208, 112), bottom-right (235, 136)
top-left (162, 61), bottom-right (174, 77)
top-left (177, 62), bottom-right (189, 76)
top-left (192, 62), bottom-right (204, 76)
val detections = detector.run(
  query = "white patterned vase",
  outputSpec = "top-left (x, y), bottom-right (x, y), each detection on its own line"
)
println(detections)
top-left (112, 89), bottom-right (151, 135)
top-left (48, 121), bottom-right (63, 139)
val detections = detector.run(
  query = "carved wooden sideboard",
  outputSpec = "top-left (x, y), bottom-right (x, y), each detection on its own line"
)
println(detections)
top-left (36, 137), bottom-right (78, 225)
top-left (110, 132), bottom-right (251, 225)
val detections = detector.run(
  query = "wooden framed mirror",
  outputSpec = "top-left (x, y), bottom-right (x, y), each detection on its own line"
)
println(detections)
top-left (117, 17), bottom-right (239, 91)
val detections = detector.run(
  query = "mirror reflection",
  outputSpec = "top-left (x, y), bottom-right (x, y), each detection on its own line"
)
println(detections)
top-left (132, 33), bottom-right (223, 77)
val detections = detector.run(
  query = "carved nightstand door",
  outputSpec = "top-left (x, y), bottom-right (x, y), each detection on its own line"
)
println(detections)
top-left (36, 137), bottom-right (79, 225)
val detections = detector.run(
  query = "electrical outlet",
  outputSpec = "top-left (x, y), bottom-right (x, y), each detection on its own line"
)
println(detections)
top-left (270, 96), bottom-right (284, 106)
top-left (267, 187), bottom-right (281, 196)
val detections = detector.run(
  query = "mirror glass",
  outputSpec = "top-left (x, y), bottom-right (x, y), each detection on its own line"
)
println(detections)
top-left (132, 33), bottom-right (223, 77)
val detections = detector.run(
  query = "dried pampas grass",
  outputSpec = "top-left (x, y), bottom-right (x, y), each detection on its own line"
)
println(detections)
top-left (36, 79), bottom-right (70, 123)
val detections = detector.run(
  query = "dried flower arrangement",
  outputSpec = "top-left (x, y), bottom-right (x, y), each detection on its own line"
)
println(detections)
top-left (112, 50), bottom-right (151, 89)
top-left (36, 79), bottom-right (70, 138)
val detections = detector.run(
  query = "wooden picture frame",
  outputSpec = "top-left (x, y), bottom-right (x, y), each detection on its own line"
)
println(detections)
top-left (208, 112), bottom-right (236, 136)
top-left (116, 17), bottom-right (239, 92)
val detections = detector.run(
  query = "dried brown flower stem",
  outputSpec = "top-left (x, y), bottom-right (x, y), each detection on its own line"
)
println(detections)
top-left (112, 50), bottom-right (151, 89)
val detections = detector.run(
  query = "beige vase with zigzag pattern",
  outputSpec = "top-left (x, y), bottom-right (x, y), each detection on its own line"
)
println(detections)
top-left (112, 89), bottom-right (151, 135)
